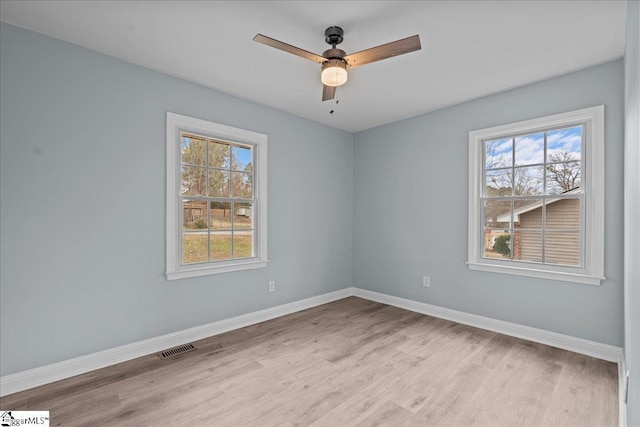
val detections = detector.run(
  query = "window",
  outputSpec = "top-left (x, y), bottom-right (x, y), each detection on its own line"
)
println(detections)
top-left (166, 113), bottom-right (267, 279)
top-left (468, 106), bottom-right (604, 285)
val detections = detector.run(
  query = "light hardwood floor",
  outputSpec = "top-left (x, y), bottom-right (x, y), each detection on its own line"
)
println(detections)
top-left (0, 297), bottom-right (618, 426)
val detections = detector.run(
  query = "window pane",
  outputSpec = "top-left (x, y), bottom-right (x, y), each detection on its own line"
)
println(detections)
top-left (513, 166), bottom-right (543, 195)
top-left (181, 134), bottom-right (207, 166)
top-left (182, 166), bottom-right (207, 196)
top-left (485, 169), bottom-right (512, 196)
top-left (232, 145), bottom-right (252, 171)
top-left (234, 202), bottom-right (253, 230)
top-left (182, 233), bottom-right (208, 264)
top-left (182, 200), bottom-right (207, 230)
top-left (208, 170), bottom-right (230, 197)
top-left (231, 172), bottom-right (252, 198)
top-left (484, 199), bottom-right (511, 228)
top-left (182, 199), bottom-right (209, 264)
top-left (484, 231), bottom-right (511, 259)
top-left (513, 230), bottom-right (542, 263)
top-left (209, 140), bottom-right (231, 169)
top-left (546, 161), bottom-right (581, 194)
top-left (513, 198), bottom-right (542, 228)
top-left (545, 232), bottom-right (580, 266)
top-left (210, 232), bottom-right (232, 261)
top-left (233, 231), bottom-right (254, 258)
top-left (547, 126), bottom-right (582, 163)
top-left (514, 132), bottom-right (544, 166)
top-left (544, 198), bottom-right (580, 229)
top-left (485, 138), bottom-right (512, 170)
top-left (209, 201), bottom-right (232, 230)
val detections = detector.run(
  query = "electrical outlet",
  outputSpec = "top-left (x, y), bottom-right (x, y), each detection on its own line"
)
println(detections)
top-left (268, 280), bottom-right (276, 292)
top-left (423, 276), bottom-right (430, 287)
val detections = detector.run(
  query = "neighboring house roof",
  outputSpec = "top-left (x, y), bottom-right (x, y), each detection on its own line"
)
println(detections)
top-left (496, 188), bottom-right (581, 223)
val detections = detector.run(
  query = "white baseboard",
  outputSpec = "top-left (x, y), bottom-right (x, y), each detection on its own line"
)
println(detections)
top-left (0, 288), bottom-right (353, 397)
top-left (352, 288), bottom-right (624, 363)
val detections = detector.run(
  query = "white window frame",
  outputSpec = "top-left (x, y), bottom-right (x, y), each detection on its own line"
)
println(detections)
top-left (468, 105), bottom-right (605, 285)
top-left (166, 112), bottom-right (268, 280)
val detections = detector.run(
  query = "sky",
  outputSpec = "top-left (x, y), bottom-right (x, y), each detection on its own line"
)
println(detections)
top-left (486, 125), bottom-right (582, 169)
top-left (232, 146), bottom-right (252, 170)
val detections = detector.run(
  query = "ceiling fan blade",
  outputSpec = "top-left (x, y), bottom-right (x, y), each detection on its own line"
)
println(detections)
top-left (344, 35), bottom-right (421, 68)
top-left (322, 85), bottom-right (336, 102)
top-left (253, 34), bottom-right (326, 64)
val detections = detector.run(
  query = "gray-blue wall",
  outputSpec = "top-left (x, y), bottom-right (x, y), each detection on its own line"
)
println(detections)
top-left (624, 0), bottom-right (640, 424)
top-left (0, 23), bottom-right (354, 376)
top-left (353, 60), bottom-right (625, 346)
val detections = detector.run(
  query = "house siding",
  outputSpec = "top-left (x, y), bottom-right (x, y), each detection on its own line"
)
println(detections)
top-left (518, 198), bottom-right (580, 266)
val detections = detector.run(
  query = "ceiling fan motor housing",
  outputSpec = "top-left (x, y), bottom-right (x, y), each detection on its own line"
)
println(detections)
top-left (322, 48), bottom-right (347, 59)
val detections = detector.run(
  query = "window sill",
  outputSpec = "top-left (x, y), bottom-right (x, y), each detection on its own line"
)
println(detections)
top-left (467, 261), bottom-right (604, 286)
top-left (166, 259), bottom-right (268, 280)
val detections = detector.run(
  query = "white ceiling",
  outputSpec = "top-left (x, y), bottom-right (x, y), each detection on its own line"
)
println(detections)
top-left (0, 1), bottom-right (627, 132)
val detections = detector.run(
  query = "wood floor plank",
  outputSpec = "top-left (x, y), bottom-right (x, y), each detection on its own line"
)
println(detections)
top-left (309, 390), bottom-right (389, 426)
top-left (0, 297), bottom-right (618, 426)
top-left (356, 400), bottom-right (423, 427)
top-left (416, 362), bottom-right (493, 425)
top-left (542, 351), bottom-right (619, 427)
top-left (467, 331), bottom-right (518, 369)
top-left (448, 342), bottom-right (566, 426)
top-left (379, 327), bottom-right (494, 414)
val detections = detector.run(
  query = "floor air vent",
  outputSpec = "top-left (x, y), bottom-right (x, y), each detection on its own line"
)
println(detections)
top-left (158, 343), bottom-right (197, 359)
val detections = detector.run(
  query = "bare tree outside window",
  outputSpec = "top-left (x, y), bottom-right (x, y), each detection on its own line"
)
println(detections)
top-left (546, 151), bottom-right (581, 193)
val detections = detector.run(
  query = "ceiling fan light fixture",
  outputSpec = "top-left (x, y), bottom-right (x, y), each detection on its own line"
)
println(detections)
top-left (321, 59), bottom-right (348, 87)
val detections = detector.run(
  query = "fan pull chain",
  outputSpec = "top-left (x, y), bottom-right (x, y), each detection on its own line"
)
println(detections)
top-left (330, 89), bottom-right (339, 115)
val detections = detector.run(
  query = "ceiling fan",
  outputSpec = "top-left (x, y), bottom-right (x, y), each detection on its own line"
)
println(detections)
top-left (253, 26), bottom-right (421, 101)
